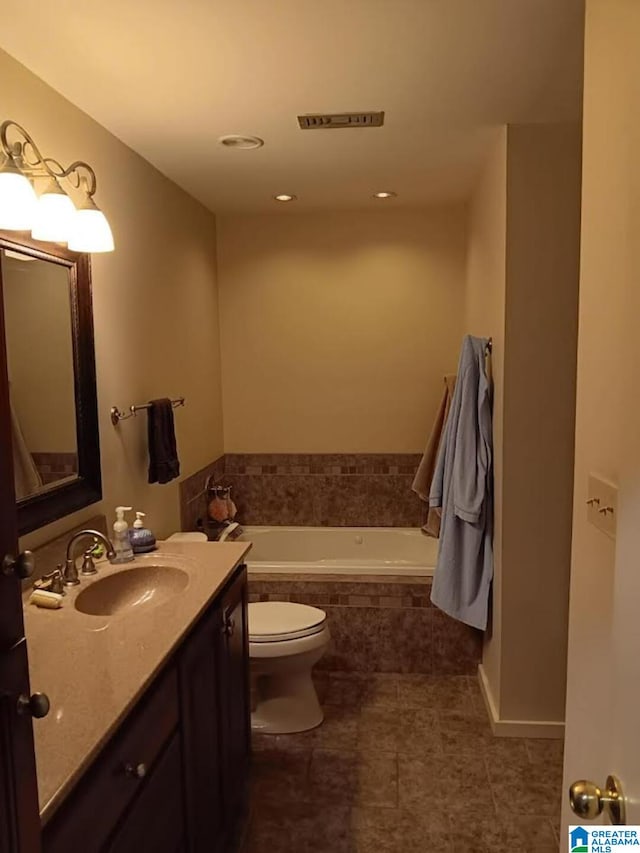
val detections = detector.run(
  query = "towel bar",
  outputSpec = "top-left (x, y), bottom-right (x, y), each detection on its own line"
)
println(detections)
top-left (110, 397), bottom-right (185, 426)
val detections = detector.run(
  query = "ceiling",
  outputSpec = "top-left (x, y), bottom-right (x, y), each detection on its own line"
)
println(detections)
top-left (0, 0), bottom-right (584, 214)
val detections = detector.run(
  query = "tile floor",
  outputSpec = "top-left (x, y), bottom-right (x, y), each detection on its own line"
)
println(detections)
top-left (244, 672), bottom-right (563, 853)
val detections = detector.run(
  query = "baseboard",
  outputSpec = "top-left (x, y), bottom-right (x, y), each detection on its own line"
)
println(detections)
top-left (477, 664), bottom-right (565, 739)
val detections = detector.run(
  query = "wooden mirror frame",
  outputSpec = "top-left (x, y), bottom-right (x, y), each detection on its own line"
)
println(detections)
top-left (0, 231), bottom-right (102, 535)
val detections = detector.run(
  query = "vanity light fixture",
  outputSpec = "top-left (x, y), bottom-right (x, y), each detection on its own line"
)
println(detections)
top-left (31, 177), bottom-right (76, 243)
top-left (273, 194), bottom-right (297, 203)
top-left (68, 192), bottom-right (114, 253)
top-left (0, 158), bottom-right (37, 229)
top-left (373, 191), bottom-right (397, 199)
top-left (0, 119), bottom-right (114, 252)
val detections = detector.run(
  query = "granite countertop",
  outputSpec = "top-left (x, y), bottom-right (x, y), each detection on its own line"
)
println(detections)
top-left (22, 540), bottom-right (251, 825)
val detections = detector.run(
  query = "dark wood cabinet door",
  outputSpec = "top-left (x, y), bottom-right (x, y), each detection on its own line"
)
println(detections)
top-left (0, 641), bottom-right (41, 853)
top-left (43, 667), bottom-right (179, 853)
top-left (107, 735), bottom-right (185, 853)
top-left (0, 259), bottom-right (41, 852)
top-left (218, 567), bottom-right (250, 830)
top-left (179, 609), bottom-right (225, 853)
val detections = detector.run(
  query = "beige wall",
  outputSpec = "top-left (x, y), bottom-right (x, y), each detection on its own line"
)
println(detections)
top-left (561, 1), bottom-right (635, 838)
top-left (217, 209), bottom-right (467, 453)
top-left (0, 49), bottom-right (224, 548)
top-left (470, 123), bottom-right (581, 725)
top-left (3, 254), bottom-right (76, 452)
top-left (464, 128), bottom-right (507, 709)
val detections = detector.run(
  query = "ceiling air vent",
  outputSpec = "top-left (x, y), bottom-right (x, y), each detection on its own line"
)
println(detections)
top-left (297, 111), bottom-right (385, 130)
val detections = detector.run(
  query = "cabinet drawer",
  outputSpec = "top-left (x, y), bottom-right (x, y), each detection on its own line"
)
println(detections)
top-left (44, 664), bottom-right (179, 853)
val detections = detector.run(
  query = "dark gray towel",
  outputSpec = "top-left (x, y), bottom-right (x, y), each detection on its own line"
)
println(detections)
top-left (147, 399), bottom-right (180, 484)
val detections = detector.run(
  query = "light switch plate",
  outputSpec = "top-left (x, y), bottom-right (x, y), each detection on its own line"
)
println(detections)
top-left (587, 473), bottom-right (618, 539)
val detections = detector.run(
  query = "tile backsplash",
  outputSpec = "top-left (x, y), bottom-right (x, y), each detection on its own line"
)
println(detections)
top-left (179, 453), bottom-right (426, 529)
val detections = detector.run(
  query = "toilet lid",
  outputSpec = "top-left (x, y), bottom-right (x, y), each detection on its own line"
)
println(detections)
top-left (249, 601), bottom-right (327, 642)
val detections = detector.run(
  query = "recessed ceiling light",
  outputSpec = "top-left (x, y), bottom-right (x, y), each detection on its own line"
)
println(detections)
top-left (273, 194), bottom-right (297, 203)
top-left (373, 191), bottom-right (397, 199)
top-left (218, 134), bottom-right (264, 150)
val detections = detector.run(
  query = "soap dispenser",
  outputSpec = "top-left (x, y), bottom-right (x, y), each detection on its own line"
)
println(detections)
top-left (130, 511), bottom-right (156, 554)
top-left (112, 506), bottom-right (134, 563)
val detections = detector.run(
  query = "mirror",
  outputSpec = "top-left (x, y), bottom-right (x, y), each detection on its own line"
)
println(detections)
top-left (0, 232), bottom-right (101, 535)
top-left (3, 251), bottom-right (77, 497)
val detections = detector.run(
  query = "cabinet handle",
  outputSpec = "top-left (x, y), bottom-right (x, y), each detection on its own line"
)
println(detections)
top-left (2, 551), bottom-right (35, 579)
top-left (223, 616), bottom-right (235, 637)
top-left (124, 762), bottom-right (147, 780)
top-left (17, 692), bottom-right (50, 719)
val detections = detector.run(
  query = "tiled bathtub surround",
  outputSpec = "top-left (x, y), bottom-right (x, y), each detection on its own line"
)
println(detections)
top-left (179, 455), bottom-right (226, 532)
top-left (226, 453), bottom-right (425, 528)
top-left (248, 574), bottom-right (482, 675)
top-left (225, 454), bottom-right (423, 477)
top-left (31, 452), bottom-right (78, 486)
top-left (180, 453), bottom-right (426, 529)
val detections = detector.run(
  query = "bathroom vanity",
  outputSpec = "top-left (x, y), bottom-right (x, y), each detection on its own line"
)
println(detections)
top-left (22, 541), bottom-right (251, 853)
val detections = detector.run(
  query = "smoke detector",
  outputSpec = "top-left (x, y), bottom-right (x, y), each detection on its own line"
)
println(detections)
top-left (297, 111), bottom-right (384, 130)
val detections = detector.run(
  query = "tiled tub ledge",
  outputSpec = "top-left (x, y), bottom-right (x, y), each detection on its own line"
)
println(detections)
top-left (247, 573), bottom-right (482, 676)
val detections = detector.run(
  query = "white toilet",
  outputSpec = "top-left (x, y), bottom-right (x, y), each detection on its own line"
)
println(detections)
top-left (249, 601), bottom-right (330, 734)
top-left (167, 532), bottom-right (209, 542)
top-left (166, 535), bottom-right (329, 734)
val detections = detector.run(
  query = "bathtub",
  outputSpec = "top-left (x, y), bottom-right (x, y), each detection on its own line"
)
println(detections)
top-left (240, 526), bottom-right (436, 577)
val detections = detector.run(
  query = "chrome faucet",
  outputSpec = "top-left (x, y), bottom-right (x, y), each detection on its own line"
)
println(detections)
top-left (64, 530), bottom-right (116, 587)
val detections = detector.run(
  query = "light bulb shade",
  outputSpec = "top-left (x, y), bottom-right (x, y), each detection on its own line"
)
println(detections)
top-left (0, 170), bottom-right (38, 230)
top-left (68, 205), bottom-right (114, 253)
top-left (31, 186), bottom-right (76, 243)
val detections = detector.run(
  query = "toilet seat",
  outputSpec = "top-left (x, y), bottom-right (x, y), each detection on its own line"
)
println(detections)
top-left (249, 601), bottom-right (327, 643)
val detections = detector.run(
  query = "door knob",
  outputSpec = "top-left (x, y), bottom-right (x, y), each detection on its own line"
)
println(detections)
top-left (569, 775), bottom-right (626, 825)
top-left (17, 692), bottom-right (50, 719)
top-left (2, 551), bottom-right (35, 579)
